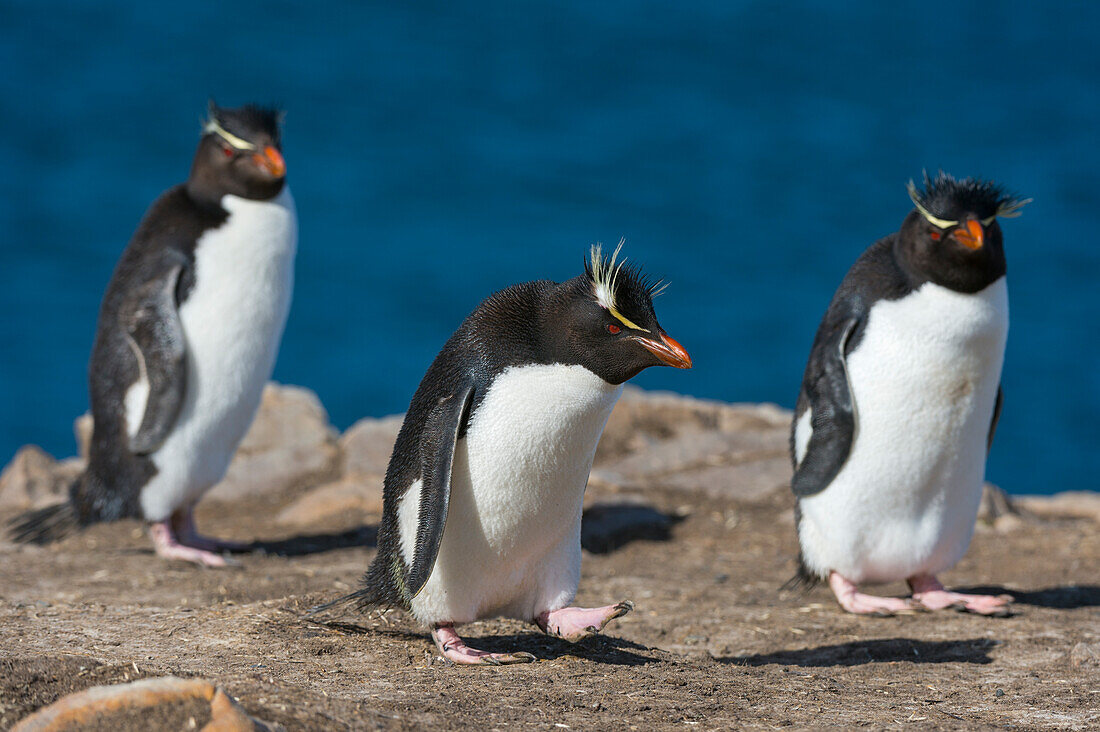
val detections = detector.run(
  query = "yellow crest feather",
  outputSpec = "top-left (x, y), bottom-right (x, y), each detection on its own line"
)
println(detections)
top-left (588, 239), bottom-right (649, 332)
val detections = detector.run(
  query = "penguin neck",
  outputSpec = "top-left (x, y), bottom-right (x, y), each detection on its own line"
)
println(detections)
top-left (184, 179), bottom-right (228, 214)
top-left (535, 277), bottom-right (589, 366)
top-left (892, 232), bottom-right (1006, 295)
top-left (185, 156), bottom-right (232, 214)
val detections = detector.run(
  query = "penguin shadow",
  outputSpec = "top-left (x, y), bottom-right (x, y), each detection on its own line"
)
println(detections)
top-left (722, 637), bottom-right (998, 668)
top-left (954, 584), bottom-right (1100, 609)
top-left (579, 502), bottom-right (685, 554)
top-left (304, 618), bottom-right (655, 666)
top-left (241, 524), bottom-right (378, 557)
top-left (440, 631), bottom-right (656, 666)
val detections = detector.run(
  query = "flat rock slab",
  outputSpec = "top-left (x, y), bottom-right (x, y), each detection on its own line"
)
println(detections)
top-left (1016, 491), bottom-right (1100, 523)
top-left (594, 388), bottom-right (792, 499)
top-left (274, 477), bottom-right (384, 527)
top-left (12, 675), bottom-right (278, 732)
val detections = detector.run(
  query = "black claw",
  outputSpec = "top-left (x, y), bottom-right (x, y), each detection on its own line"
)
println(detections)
top-left (611, 600), bottom-right (635, 619)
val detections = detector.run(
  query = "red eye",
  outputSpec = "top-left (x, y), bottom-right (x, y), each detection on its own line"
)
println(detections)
top-left (930, 230), bottom-right (941, 241)
top-left (222, 145), bottom-right (234, 158)
top-left (607, 323), bottom-right (621, 335)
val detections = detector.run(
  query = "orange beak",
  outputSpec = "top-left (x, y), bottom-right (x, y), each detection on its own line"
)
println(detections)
top-left (253, 145), bottom-right (286, 178)
top-left (635, 332), bottom-right (693, 369)
top-left (953, 219), bottom-right (984, 250)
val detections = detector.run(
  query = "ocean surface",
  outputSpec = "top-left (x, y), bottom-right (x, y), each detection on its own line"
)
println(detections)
top-left (1, 1), bottom-right (1097, 495)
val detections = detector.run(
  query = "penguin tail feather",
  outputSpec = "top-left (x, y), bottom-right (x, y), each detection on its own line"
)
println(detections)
top-left (304, 585), bottom-right (387, 617)
top-left (305, 560), bottom-right (397, 617)
top-left (8, 502), bottom-right (79, 545)
top-left (781, 555), bottom-right (824, 593)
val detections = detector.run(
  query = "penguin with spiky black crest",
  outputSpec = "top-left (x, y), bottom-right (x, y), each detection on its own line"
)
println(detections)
top-left (9, 101), bottom-right (296, 567)
top-left (314, 243), bottom-right (691, 665)
top-left (789, 171), bottom-right (1029, 615)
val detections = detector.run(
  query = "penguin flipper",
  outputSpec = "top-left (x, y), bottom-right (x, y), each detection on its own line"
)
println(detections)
top-left (122, 254), bottom-right (189, 455)
top-left (406, 382), bottom-right (476, 598)
top-left (792, 316), bottom-right (861, 498)
top-left (987, 385), bottom-right (1003, 452)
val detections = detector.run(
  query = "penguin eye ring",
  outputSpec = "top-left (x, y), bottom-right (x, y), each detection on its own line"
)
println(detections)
top-left (607, 324), bottom-right (621, 335)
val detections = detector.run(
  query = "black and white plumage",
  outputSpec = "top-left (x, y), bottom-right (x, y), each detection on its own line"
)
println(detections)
top-left (318, 243), bottom-right (691, 664)
top-left (789, 172), bottom-right (1027, 616)
top-left (10, 102), bottom-right (295, 567)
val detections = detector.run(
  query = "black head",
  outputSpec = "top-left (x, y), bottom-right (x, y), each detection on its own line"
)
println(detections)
top-left (186, 101), bottom-right (287, 206)
top-left (542, 242), bottom-right (692, 384)
top-left (896, 171), bottom-right (1030, 293)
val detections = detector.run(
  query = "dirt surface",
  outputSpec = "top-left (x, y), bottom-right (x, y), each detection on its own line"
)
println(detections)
top-left (2, 485), bottom-right (1098, 730)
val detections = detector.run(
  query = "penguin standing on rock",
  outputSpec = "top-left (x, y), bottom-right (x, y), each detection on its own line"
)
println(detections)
top-left (789, 172), bottom-right (1028, 616)
top-left (10, 102), bottom-right (296, 567)
top-left (316, 243), bottom-right (691, 665)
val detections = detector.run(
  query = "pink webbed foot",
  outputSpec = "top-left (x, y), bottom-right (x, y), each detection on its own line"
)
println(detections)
top-left (168, 509), bottom-right (251, 553)
top-left (535, 601), bottom-right (634, 643)
top-left (431, 625), bottom-right (536, 666)
top-left (908, 575), bottom-right (1014, 616)
top-left (828, 572), bottom-right (922, 616)
top-left (148, 509), bottom-right (245, 567)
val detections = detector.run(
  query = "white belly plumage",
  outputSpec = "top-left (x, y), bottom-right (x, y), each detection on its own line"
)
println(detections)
top-left (797, 278), bottom-right (1008, 584)
top-left (397, 364), bottom-right (623, 625)
top-left (137, 188), bottom-right (297, 520)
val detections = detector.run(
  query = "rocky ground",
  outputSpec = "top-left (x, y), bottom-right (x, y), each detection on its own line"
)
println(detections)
top-left (1, 385), bottom-right (1097, 730)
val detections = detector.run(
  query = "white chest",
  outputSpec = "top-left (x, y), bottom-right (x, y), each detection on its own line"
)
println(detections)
top-left (180, 188), bottom-right (297, 369)
top-left (399, 363), bottom-right (623, 624)
top-left (139, 188), bottom-right (297, 519)
top-left (797, 278), bottom-right (1008, 583)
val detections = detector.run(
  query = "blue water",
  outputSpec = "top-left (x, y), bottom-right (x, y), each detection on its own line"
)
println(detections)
top-left (1, 2), bottom-right (1097, 495)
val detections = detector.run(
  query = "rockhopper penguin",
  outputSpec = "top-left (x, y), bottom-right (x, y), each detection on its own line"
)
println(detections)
top-left (316, 243), bottom-right (691, 664)
top-left (790, 172), bottom-right (1029, 615)
top-left (10, 102), bottom-right (296, 567)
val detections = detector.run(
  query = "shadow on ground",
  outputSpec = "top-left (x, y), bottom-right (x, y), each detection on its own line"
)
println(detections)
top-left (723, 638), bottom-right (998, 667)
top-left (581, 502), bottom-right (684, 554)
top-left (244, 525), bottom-right (377, 556)
top-left (303, 618), bottom-right (657, 666)
top-left (956, 585), bottom-right (1100, 609)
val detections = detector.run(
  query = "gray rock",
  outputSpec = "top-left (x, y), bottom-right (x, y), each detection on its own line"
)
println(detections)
top-left (976, 482), bottom-right (1028, 524)
top-left (275, 477), bottom-right (384, 527)
top-left (593, 387), bottom-right (792, 500)
top-left (340, 414), bottom-right (403, 478)
top-left (74, 413), bottom-right (93, 461)
top-left (0, 446), bottom-right (80, 510)
top-left (1014, 492), bottom-right (1100, 523)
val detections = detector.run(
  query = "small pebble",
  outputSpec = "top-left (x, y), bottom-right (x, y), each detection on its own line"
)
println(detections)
top-left (995, 688), bottom-right (1004, 698)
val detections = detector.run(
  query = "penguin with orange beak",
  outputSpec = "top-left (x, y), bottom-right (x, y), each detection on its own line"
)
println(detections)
top-left (314, 243), bottom-right (691, 664)
top-left (10, 102), bottom-right (296, 566)
top-left (789, 172), bottom-right (1029, 616)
